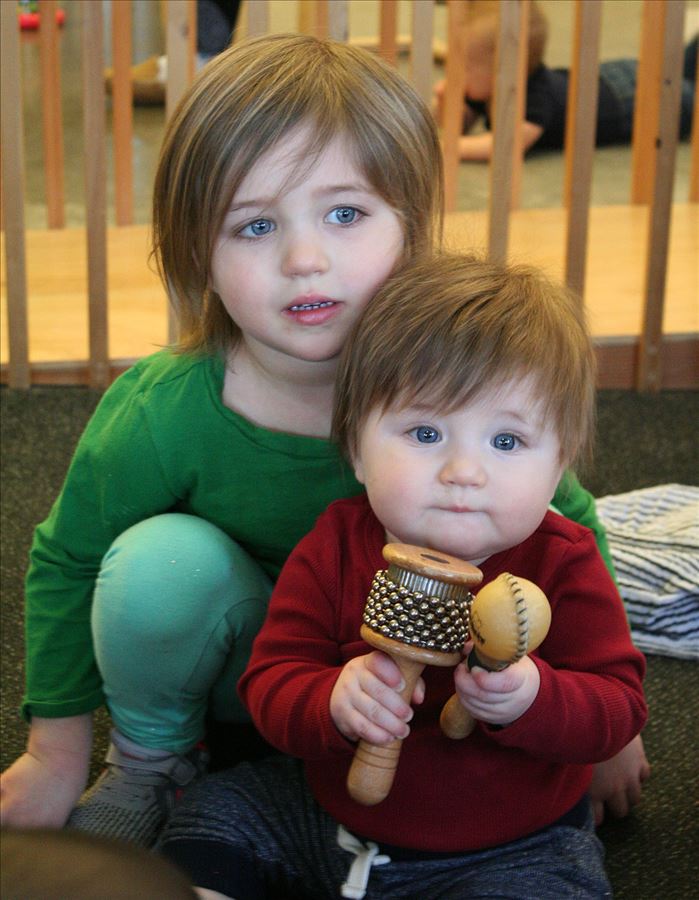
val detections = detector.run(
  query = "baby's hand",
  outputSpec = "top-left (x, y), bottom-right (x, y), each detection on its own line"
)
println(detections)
top-left (330, 651), bottom-right (424, 745)
top-left (453, 653), bottom-right (540, 727)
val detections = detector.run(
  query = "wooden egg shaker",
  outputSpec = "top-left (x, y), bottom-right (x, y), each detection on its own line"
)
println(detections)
top-left (346, 543), bottom-right (482, 806)
top-left (440, 573), bottom-right (551, 739)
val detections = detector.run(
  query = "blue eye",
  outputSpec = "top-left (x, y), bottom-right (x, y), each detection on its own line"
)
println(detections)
top-left (326, 206), bottom-right (360, 225)
top-left (411, 425), bottom-right (441, 444)
top-left (492, 433), bottom-right (518, 451)
top-left (239, 219), bottom-right (275, 238)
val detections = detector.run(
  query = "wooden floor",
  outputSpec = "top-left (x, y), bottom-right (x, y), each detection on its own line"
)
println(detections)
top-left (2, 203), bottom-right (698, 387)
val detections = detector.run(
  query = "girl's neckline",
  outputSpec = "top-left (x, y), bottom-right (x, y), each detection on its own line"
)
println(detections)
top-left (206, 354), bottom-right (337, 446)
top-left (219, 346), bottom-right (336, 439)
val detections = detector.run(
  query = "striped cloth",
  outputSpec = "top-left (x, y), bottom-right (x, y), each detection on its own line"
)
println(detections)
top-left (596, 484), bottom-right (699, 660)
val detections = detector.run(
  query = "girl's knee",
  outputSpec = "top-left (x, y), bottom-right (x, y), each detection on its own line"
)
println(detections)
top-left (94, 514), bottom-right (270, 636)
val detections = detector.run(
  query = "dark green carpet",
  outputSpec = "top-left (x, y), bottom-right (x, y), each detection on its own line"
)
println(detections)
top-left (2, 386), bottom-right (698, 898)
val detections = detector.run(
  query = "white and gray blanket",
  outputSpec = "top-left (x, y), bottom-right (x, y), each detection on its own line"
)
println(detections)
top-left (596, 484), bottom-right (699, 660)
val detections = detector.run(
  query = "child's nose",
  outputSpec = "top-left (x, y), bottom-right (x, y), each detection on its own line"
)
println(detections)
top-left (281, 231), bottom-right (329, 277)
top-left (439, 452), bottom-right (486, 487)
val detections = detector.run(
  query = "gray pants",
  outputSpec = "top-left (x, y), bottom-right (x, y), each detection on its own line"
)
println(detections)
top-left (158, 756), bottom-right (611, 899)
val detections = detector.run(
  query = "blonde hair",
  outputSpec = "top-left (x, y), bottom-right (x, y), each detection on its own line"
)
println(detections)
top-left (333, 254), bottom-right (596, 470)
top-left (152, 33), bottom-right (443, 356)
top-left (466, 0), bottom-right (548, 76)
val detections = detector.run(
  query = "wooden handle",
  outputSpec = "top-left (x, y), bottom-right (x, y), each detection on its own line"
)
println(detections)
top-left (439, 691), bottom-right (476, 739)
top-left (346, 656), bottom-right (424, 805)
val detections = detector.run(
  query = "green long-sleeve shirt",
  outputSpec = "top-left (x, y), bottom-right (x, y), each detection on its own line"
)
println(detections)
top-left (23, 350), bottom-right (613, 720)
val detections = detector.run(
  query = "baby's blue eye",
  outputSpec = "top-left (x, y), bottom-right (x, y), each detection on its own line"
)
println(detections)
top-left (240, 219), bottom-right (274, 238)
top-left (326, 206), bottom-right (359, 225)
top-left (492, 433), bottom-right (518, 451)
top-left (411, 425), bottom-right (441, 444)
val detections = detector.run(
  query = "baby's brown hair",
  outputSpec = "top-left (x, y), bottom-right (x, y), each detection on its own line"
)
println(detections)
top-left (333, 254), bottom-right (596, 471)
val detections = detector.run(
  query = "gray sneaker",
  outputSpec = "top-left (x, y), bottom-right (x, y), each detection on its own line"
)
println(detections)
top-left (66, 734), bottom-right (208, 847)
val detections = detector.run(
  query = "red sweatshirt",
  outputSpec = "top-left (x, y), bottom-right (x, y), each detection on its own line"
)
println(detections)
top-left (239, 495), bottom-right (647, 852)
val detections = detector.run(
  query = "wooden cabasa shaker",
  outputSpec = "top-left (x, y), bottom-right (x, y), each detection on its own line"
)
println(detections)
top-left (440, 573), bottom-right (551, 740)
top-left (346, 543), bottom-right (482, 806)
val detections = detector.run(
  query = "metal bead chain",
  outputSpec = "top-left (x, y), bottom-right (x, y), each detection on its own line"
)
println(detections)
top-left (363, 570), bottom-right (471, 652)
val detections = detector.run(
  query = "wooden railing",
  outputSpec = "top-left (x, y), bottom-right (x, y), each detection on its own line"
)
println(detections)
top-left (1, 0), bottom-right (697, 390)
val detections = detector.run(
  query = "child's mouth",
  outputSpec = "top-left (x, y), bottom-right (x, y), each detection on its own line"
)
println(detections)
top-left (288, 300), bottom-right (335, 311)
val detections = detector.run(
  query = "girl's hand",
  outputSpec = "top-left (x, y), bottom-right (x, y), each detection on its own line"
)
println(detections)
top-left (452, 653), bottom-right (540, 727)
top-left (0, 751), bottom-right (88, 827)
top-left (0, 714), bottom-right (92, 828)
top-left (330, 651), bottom-right (425, 745)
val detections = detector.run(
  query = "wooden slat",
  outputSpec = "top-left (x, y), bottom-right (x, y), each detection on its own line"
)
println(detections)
top-left (316, 0), bottom-right (329, 38)
top-left (327, 0), bottom-right (349, 42)
top-left (38, 0), bottom-right (65, 229)
top-left (297, 0), bottom-right (315, 35)
top-left (112, 0), bottom-right (134, 226)
top-left (442, 0), bottom-right (470, 212)
top-left (630, 0), bottom-right (665, 204)
top-left (690, 35), bottom-right (699, 202)
top-left (166, 0), bottom-right (196, 122)
top-left (509, 0), bottom-right (529, 210)
top-left (379, 0), bottom-right (399, 65)
top-left (0, 0), bottom-right (30, 388)
top-left (166, 0), bottom-right (196, 345)
top-left (411, 0), bottom-right (435, 107)
top-left (298, 0), bottom-right (329, 38)
top-left (245, 0), bottom-right (269, 38)
top-left (82, 1), bottom-right (109, 389)
top-left (487, 0), bottom-right (521, 263)
top-left (563, 0), bottom-right (602, 299)
top-left (636, 0), bottom-right (686, 391)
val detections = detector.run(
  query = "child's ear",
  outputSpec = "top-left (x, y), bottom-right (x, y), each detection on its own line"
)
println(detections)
top-left (352, 453), bottom-right (366, 485)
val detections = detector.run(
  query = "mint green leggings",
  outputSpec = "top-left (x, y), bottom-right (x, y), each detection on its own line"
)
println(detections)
top-left (91, 514), bottom-right (273, 753)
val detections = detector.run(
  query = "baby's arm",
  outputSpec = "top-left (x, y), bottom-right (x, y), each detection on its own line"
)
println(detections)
top-left (458, 119), bottom-right (544, 161)
top-left (330, 651), bottom-right (425, 744)
top-left (451, 651), bottom-right (541, 726)
top-left (1, 713), bottom-right (92, 827)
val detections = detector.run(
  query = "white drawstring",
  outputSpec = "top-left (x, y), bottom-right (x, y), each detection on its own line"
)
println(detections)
top-left (337, 824), bottom-right (391, 899)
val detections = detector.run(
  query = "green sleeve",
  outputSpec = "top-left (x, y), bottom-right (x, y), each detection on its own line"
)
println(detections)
top-left (23, 367), bottom-right (180, 720)
top-left (552, 470), bottom-right (616, 580)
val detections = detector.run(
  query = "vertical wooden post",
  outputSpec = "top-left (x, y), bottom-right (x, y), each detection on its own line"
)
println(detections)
top-left (82, 1), bottom-right (109, 388)
top-left (563, 0), bottom-right (602, 300)
top-left (246, 0), bottom-right (269, 38)
top-left (630, 0), bottom-right (665, 204)
top-left (379, 0), bottom-right (399, 65)
top-left (166, 0), bottom-right (196, 344)
top-left (112, 0), bottom-right (134, 226)
top-left (38, 0), bottom-right (65, 229)
top-left (690, 38), bottom-right (699, 202)
top-left (509, 0), bottom-right (530, 210)
top-left (442, 0), bottom-right (470, 213)
top-left (316, 0), bottom-right (329, 38)
top-left (298, 0), bottom-right (329, 38)
top-left (1, 0), bottom-right (30, 387)
top-left (327, 0), bottom-right (349, 41)
top-left (298, 0), bottom-right (318, 35)
top-left (166, 0), bottom-right (196, 122)
top-left (411, 1), bottom-right (435, 108)
top-left (636, 0), bottom-right (686, 391)
top-left (488, 0), bottom-right (520, 263)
